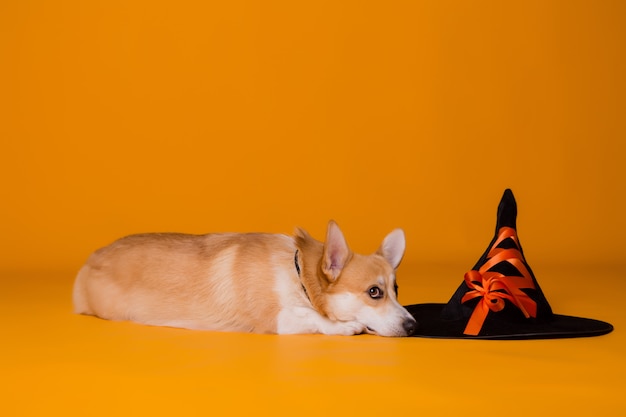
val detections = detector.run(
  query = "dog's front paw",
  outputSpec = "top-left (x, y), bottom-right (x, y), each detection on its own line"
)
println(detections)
top-left (322, 320), bottom-right (367, 336)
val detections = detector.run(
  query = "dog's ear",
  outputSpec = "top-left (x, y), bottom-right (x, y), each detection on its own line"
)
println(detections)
top-left (322, 220), bottom-right (352, 282)
top-left (377, 228), bottom-right (405, 270)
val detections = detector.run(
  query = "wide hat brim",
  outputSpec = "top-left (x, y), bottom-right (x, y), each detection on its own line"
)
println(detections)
top-left (406, 303), bottom-right (613, 340)
top-left (405, 189), bottom-right (614, 340)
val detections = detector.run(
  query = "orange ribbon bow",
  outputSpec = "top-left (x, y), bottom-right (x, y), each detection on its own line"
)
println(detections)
top-left (461, 227), bottom-right (537, 336)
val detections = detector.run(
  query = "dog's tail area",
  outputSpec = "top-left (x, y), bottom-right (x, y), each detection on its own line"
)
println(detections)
top-left (72, 266), bottom-right (93, 315)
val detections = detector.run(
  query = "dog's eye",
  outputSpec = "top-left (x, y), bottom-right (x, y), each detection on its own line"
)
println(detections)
top-left (368, 286), bottom-right (384, 299)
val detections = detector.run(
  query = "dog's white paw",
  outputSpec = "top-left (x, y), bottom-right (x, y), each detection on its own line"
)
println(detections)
top-left (322, 320), bottom-right (366, 336)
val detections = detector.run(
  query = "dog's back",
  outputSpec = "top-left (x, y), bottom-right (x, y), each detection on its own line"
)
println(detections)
top-left (73, 232), bottom-right (297, 333)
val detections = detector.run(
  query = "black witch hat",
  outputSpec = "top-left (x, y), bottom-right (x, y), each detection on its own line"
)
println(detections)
top-left (405, 189), bottom-right (613, 339)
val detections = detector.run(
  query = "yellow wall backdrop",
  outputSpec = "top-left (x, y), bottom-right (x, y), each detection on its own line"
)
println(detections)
top-left (2, 0), bottom-right (625, 272)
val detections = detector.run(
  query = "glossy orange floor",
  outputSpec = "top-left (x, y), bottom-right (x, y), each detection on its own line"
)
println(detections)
top-left (2, 262), bottom-right (624, 416)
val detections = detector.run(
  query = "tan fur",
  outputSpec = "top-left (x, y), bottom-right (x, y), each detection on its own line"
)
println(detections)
top-left (73, 221), bottom-right (417, 336)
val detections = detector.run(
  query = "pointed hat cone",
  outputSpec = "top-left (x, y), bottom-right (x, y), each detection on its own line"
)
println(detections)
top-left (405, 189), bottom-right (613, 339)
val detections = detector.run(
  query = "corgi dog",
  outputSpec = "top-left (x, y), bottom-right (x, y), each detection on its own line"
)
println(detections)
top-left (73, 220), bottom-right (417, 336)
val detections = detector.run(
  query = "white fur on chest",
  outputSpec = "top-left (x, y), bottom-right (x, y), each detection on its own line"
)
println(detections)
top-left (273, 265), bottom-right (367, 336)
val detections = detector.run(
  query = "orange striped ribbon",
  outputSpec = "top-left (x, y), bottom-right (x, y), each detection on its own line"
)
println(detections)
top-left (461, 227), bottom-right (537, 336)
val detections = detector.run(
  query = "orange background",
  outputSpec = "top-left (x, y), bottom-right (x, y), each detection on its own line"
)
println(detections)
top-left (2, 0), bottom-right (625, 270)
top-left (1, 1), bottom-right (625, 416)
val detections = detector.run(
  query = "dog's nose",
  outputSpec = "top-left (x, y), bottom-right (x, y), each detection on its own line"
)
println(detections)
top-left (403, 317), bottom-right (417, 336)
